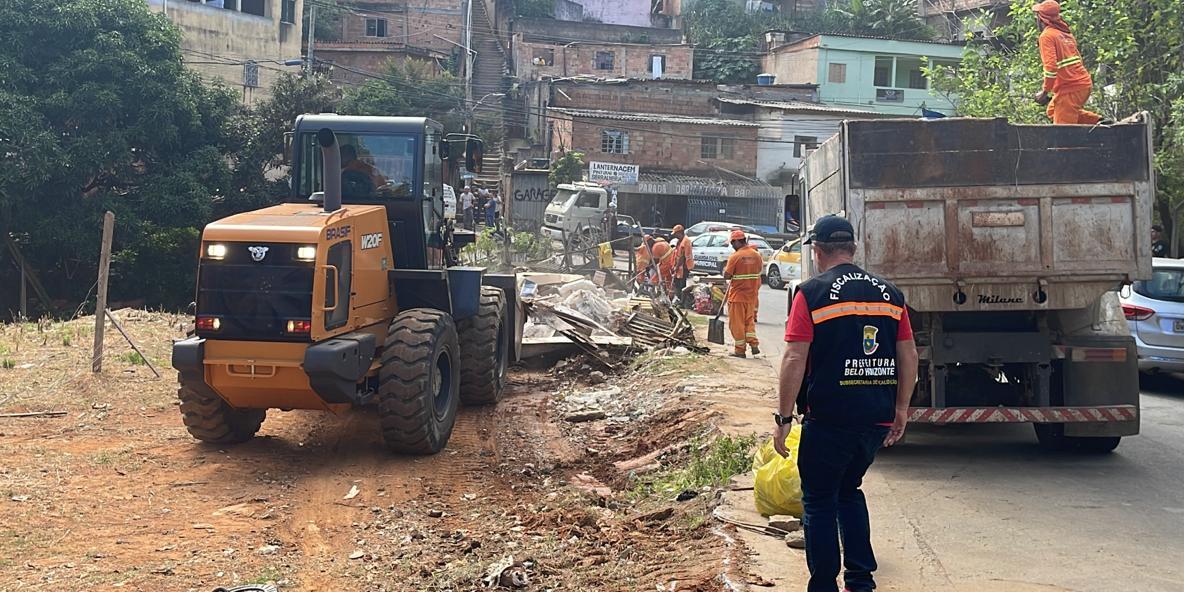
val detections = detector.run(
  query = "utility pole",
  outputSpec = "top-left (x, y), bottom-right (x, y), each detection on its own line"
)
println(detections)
top-left (306, 4), bottom-right (317, 74)
top-left (462, 0), bottom-right (474, 133)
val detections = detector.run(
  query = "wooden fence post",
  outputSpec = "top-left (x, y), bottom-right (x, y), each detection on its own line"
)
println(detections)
top-left (92, 212), bottom-right (115, 373)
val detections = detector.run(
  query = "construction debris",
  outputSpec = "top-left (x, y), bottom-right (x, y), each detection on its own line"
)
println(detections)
top-left (521, 274), bottom-right (704, 367)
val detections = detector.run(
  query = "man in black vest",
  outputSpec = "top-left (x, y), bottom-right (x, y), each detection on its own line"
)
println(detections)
top-left (773, 214), bottom-right (919, 592)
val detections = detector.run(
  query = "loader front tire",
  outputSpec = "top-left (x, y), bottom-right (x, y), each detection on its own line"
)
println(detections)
top-left (378, 309), bottom-right (460, 455)
top-left (177, 382), bottom-right (265, 444)
top-left (457, 286), bottom-right (509, 405)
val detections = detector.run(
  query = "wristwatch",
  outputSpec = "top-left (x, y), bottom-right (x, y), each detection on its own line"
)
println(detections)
top-left (773, 412), bottom-right (794, 426)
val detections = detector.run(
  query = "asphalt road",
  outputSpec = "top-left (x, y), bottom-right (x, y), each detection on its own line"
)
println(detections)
top-left (753, 284), bottom-right (1184, 592)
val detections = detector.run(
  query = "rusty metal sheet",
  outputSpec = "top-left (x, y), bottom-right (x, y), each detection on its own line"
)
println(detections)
top-left (972, 210), bottom-right (1025, 227)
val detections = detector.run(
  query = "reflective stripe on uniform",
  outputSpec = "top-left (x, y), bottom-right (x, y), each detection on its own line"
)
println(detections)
top-left (811, 301), bottom-right (903, 324)
top-left (1056, 55), bottom-right (1082, 68)
top-left (1044, 70), bottom-right (1058, 78)
top-left (732, 273), bottom-right (761, 280)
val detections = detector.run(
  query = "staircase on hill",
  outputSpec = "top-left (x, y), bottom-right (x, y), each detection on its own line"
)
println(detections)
top-left (468, 0), bottom-right (508, 191)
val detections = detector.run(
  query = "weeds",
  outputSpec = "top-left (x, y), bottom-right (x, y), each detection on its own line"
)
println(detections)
top-left (1, 358), bottom-right (13, 370)
top-left (60, 332), bottom-right (72, 347)
top-left (247, 567), bottom-right (283, 584)
top-left (118, 351), bottom-right (146, 365)
top-left (631, 432), bottom-right (758, 499)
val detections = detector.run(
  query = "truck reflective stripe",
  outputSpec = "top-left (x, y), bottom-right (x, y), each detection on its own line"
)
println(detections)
top-left (908, 405), bottom-right (1136, 423)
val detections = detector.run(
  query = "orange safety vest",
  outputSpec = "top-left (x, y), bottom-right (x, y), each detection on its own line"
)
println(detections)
top-left (724, 245), bottom-right (763, 303)
top-left (1038, 28), bottom-right (1091, 94)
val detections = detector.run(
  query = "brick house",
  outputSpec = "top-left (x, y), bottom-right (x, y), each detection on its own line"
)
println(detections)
top-left (546, 108), bottom-right (782, 230)
top-left (311, 0), bottom-right (462, 83)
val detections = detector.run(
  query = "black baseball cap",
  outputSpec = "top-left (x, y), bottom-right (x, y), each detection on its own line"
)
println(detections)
top-left (803, 214), bottom-right (855, 244)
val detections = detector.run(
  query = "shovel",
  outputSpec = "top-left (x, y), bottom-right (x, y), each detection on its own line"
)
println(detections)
top-left (708, 288), bottom-right (728, 345)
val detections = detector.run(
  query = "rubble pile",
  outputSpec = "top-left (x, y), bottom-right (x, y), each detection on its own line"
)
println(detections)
top-left (521, 273), bottom-right (703, 368)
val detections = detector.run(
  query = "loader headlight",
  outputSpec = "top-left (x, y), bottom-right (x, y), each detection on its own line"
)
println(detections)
top-left (296, 246), bottom-right (317, 261)
top-left (205, 244), bottom-right (228, 260)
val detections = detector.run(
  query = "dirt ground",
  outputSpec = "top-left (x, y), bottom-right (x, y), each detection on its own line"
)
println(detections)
top-left (0, 312), bottom-right (770, 591)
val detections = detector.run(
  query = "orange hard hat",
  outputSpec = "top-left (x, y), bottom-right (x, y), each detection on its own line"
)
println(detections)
top-left (651, 241), bottom-right (671, 258)
top-left (672, 224), bottom-right (685, 233)
top-left (729, 229), bottom-right (746, 242)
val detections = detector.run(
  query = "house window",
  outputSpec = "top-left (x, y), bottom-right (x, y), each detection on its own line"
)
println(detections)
top-left (700, 136), bottom-right (734, 160)
top-left (874, 56), bottom-right (893, 87)
top-left (280, 0), bottom-right (296, 23)
top-left (366, 18), bottom-right (389, 38)
top-left (895, 57), bottom-right (927, 89)
top-left (594, 51), bottom-right (615, 70)
top-left (601, 129), bottom-right (629, 154)
top-left (828, 63), bottom-right (847, 83)
top-left (793, 136), bottom-right (818, 158)
top-left (240, 0), bottom-right (265, 16)
top-left (531, 48), bottom-right (555, 66)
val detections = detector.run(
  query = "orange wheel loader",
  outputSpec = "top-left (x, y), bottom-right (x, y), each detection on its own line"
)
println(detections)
top-left (171, 115), bottom-right (522, 454)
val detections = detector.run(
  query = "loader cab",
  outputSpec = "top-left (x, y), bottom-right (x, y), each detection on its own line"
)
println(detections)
top-left (290, 115), bottom-right (447, 270)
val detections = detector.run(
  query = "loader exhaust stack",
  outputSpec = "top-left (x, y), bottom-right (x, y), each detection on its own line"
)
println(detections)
top-left (317, 127), bottom-right (341, 213)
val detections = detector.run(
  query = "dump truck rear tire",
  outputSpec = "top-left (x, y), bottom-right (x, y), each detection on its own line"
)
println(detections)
top-left (458, 286), bottom-right (509, 405)
top-left (177, 382), bottom-right (265, 444)
top-left (1034, 424), bottom-right (1121, 453)
top-left (378, 309), bottom-right (460, 454)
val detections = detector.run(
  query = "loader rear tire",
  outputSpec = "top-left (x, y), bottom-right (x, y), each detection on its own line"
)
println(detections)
top-left (457, 286), bottom-right (509, 405)
top-left (177, 382), bottom-right (265, 444)
top-left (378, 309), bottom-right (460, 455)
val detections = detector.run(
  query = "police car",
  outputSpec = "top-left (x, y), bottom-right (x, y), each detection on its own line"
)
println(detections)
top-left (764, 237), bottom-right (802, 289)
top-left (690, 231), bottom-right (775, 275)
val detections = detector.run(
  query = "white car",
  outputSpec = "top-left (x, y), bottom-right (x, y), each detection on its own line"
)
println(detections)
top-left (1121, 258), bottom-right (1184, 373)
top-left (765, 238), bottom-right (802, 289)
top-left (690, 231), bottom-right (774, 275)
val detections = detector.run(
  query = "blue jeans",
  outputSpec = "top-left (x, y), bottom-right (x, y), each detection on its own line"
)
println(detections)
top-left (797, 420), bottom-right (889, 592)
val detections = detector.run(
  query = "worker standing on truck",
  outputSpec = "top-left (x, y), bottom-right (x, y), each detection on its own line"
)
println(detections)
top-left (774, 214), bottom-right (919, 592)
top-left (723, 230), bottom-right (762, 358)
top-left (1032, 0), bottom-right (1102, 125)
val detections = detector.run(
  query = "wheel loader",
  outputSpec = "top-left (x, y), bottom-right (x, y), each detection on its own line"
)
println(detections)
top-left (171, 115), bottom-right (522, 454)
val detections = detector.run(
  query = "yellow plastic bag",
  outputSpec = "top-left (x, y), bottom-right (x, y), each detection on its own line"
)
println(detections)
top-left (598, 242), bottom-right (614, 269)
top-left (753, 424), bottom-right (803, 518)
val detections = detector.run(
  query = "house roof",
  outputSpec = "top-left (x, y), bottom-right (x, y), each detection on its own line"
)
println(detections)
top-left (765, 30), bottom-right (965, 47)
top-left (548, 108), bottom-right (758, 127)
top-left (714, 98), bottom-right (887, 117)
top-left (638, 171), bottom-right (771, 187)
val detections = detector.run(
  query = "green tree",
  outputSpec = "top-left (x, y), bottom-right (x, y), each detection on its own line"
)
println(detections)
top-left (0, 0), bottom-right (243, 311)
top-left (230, 73), bottom-right (339, 215)
top-left (516, 0), bottom-right (555, 18)
top-left (339, 59), bottom-right (464, 131)
top-left (822, 0), bottom-right (936, 40)
top-left (304, 0), bottom-right (346, 42)
top-left (929, 0), bottom-right (1184, 251)
top-left (550, 152), bottom-right (585, 187)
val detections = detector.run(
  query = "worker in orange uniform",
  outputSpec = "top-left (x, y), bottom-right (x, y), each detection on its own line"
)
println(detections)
top-left (634, 235), bottom-right (656, 287)
top-left (1032, 0), bottom-right (1102, 125)
top-left (723, 230), bottom-right (763, 358)
top-left (669, 225), bottom-right (695, 305)
top-left (651, 238), bottom-right (673, 294)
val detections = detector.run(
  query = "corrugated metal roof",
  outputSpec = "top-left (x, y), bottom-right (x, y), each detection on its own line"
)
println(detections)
top-left (638, 170), bottom-right (771, 187)
top-left (765, 30), bottom-right (965, 46)
top-left (715, 97), bottom-right (886, 117)
top-left (548, 108), bottom-right (758, 127)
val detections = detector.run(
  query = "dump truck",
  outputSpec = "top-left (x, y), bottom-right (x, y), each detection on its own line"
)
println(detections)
top-left (171, 115), bottom-right (522, 454)
top-left (799, 114), bottom-right (1154, 452)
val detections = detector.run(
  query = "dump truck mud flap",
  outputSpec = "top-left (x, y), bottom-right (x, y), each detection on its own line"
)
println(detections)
top-left (1056, 336), bottom-right (1140, 437)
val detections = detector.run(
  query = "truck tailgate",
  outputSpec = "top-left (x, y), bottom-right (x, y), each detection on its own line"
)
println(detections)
top-left (807, 116), bottom-right (1155, 312)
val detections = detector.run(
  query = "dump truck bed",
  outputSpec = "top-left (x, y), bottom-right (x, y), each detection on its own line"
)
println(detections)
top-left (803, 115), bottom-right (1155, 312)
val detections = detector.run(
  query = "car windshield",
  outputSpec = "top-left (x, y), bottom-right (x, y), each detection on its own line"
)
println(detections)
top-left (750, 238), bottom-right (772, 251)
top-left (298, 132), bottom-right (417, 200)
top-left (1135, 268), bottom-right (1184, 302)
top-left (551, 189), bottom-right (577, 206)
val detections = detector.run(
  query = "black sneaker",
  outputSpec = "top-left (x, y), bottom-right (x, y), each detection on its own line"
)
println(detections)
top-left (730, 351), bottom-right (746, 358)
top-left (750, 346), bottom-right (761, 356)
